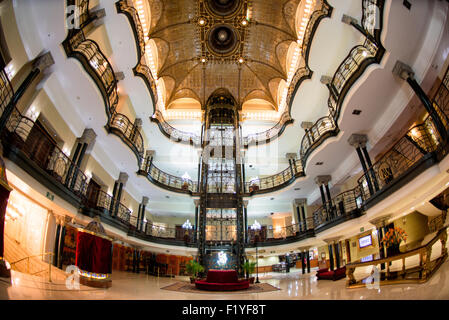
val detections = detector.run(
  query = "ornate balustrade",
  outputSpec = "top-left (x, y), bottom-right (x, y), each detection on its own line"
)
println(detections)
top-left (242, 111), bottom-right (293, 146)
top-left (299, 116), bottom-right (338, 166)
top-left (0, 69), bottom-right (13, 115)
top-left (151, 110), bottom-right (201, 146)
top-left (1, 107), bottom-right (89, 199)
top-left (300, 0), bottom-right (385, 162)
top-left (244, 159), bottom-right (304, 195)
top-left (138, 159), bottom-right (199, 194)
top-left (107, 112), bottom-right (145, 157)
top-left (346, 226), bottom-right (448, 288)
top-left (362, 0), bottom-right (385, 43)
top-left (357, 115), bottom-right (443, 201)
top-left (312, 187), bottom-right (364, 231)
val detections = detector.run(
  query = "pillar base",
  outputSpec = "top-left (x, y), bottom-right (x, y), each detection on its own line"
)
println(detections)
top-left (0, 258), bottom-right (11, 278)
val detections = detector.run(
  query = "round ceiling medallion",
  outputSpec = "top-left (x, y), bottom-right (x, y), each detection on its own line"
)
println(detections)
top-left (206, 24), bottom-right (240, 56)
top-left (205, 0), bottom-right (242, 17)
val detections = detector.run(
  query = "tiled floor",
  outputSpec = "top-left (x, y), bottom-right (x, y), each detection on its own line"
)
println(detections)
top-left (1, 261), bottom-right (448, 300)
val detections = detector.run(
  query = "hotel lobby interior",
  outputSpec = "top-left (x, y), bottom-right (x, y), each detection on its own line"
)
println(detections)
top-left (0, 0), bottom-right (449, 302)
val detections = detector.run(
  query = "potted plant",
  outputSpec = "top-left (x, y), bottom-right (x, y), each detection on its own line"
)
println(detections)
top-left (242, 261), bottom-right (257, 284)
top-left (186, 260), bottom-right (204, 283)
top-left (382, 227), bottom-right (407, 256)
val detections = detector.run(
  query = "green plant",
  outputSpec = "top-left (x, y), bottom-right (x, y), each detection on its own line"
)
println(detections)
top-left (186, 260), bottom-right (204, 279)
top-left (242, 261), bottom-right (256, 278)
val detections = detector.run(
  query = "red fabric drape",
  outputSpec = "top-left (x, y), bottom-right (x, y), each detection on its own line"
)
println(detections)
top-left (0, 187), bottom-right (11, 258)
top-left (76, 231), bottom-right (111, 274)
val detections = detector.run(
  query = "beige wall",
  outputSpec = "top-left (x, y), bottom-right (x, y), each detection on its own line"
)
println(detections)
top-left (392, 211), bottom-right (430, 249)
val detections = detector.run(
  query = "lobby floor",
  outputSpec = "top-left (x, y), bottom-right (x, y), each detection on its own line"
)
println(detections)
top-left (0, 261), bottom-right (448, 300)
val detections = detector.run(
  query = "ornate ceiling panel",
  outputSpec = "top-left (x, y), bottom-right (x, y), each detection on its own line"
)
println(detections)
top-left (143, 0), bottom-right (326, 112)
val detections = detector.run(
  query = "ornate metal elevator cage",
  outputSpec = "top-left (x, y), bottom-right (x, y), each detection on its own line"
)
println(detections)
top-left (197, 89), bottom-right (245, 274)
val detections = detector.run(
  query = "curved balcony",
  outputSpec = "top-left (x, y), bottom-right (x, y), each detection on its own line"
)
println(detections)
top-left (1, 107), bottom-right (89, 202)
top-left (299, 116), bottom-right (339, 166)
top-left (116, 0), bottom-right (158, 107)
top-left (63, 34), bottom-right (119, 116)
top-left (244, 159), bottom-right (304, 195)
top-left (137, 159), bottom-right (199, 195)
top-left (357, 114), bottom-right (447, 206)
top-left (127, 216), bottom-right (197, 246)
top-left (246, 218), bottom-right (315, 248)
top-left (312, 187), bottom-right (364, 233)
top-left (242, 111), bottom-right (294, 147)
top-left (150, 110), bottom-right (201, 146)
top-left (0, 69), bottom-right (13, 114)
top-left (106, 112), bottom-right (145, 158)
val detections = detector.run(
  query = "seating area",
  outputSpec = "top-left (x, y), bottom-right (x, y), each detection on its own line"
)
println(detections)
top-left (316, 266), bottom-right (347, 281)
top-left (195, 269), bottom-right (250, 291)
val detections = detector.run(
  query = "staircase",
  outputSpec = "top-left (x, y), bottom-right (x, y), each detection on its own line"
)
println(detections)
top-left (3, 234), bottom-right (68, 282)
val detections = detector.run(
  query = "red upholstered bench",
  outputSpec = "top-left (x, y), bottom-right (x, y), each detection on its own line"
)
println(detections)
top-left (316, 266), bottom-right (346, 281)
top-left (195, 269), bottom-right (250, 291)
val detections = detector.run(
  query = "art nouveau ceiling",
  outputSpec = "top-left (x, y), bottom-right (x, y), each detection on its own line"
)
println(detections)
top-left (138, 0), bottom-right (326, 114)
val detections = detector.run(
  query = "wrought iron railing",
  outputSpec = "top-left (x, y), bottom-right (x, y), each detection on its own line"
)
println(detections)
top-left (299, 0), bottom-right (385, 164)
top-left (312, 187), bottom-right (363, 229)
top-left (151, 110), bottom-right (201, 146)
top-left (2, 107), bottom-right (89, 198)
top-left (299, 116), bottom-right (338, 164)
top-left (108, 112), bottom-right (145, 157)
top-left (357, 115), bottom-right (443, 201)
top-left (361, 0), bottom-right (385, 43)
top-left (87, 189), bottom-right (131, 223)
top-left (138, 158), bottom-right (199, 193)
top-left (242, 111), bottom-right (293, 146)
top-left (0, 69), bottom-right (13, 115)
top-left (245, 159), bottom-right (304, 194)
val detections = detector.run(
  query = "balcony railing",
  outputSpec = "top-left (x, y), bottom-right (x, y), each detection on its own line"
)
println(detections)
top-left (247, 218), bottom-right (315, 247)
top-left (299, 116), bottom-right (338, 165)
top-left (108, 112), bottom-right (145, 157)
top-left (312, 187), bottom-right (364, 231)
top-left (138, 159), bottom-right (199, 194)
top-left (242, 111), bottom-right (293, 146)
top-left (244, 159), bottom-right (304, 194)
top-left (2, 107), bottom-right (89, 199)
top-left (357, 114), bottom-right (444, 201)
top-left (151, 110), bottom-right (201, 146)
top-left (0, 69), bottom-right (13, 115)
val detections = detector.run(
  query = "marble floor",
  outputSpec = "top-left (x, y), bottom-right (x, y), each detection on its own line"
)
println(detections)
top-left (1, 260), bottom-right (448, 300)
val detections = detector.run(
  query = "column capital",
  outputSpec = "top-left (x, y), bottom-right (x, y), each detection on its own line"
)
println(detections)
top-left (118, 172), bottom-right (129, 185)
top-left (32, 52), bottom-right (55, 71)
top-left (80, 128), bottom-right (97, 145)
top-left (369, 214), bottom-right (392, 228)
top-left (314, 175), bottom-right (332, 186)
top-left (341, 14), bottom-right (358, 25)
top-left (347, 133), bottom-right (368, 148)
top-left (320, 75), bottom-right (333, 85)
top-left (293, 198), bottom-right (307, 206)
top-left (134, 118), bottom-right (142, 127)
top-left (145, 150), bottom-right (155, 157)
top-left (141, 196), bottom-right (149, 206)
top-left (243, 200), bottom-right (249, 208)
top-left (392, 60), bottom-right (415, 80)
top-left (194, 199), bottom-right (201, 207)
top-left (301, 121), bottom-right (314, 130)
top-left (115, 72), bottom-right (125, 81)
top-left (285, 153), bottom-right (297, 160)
